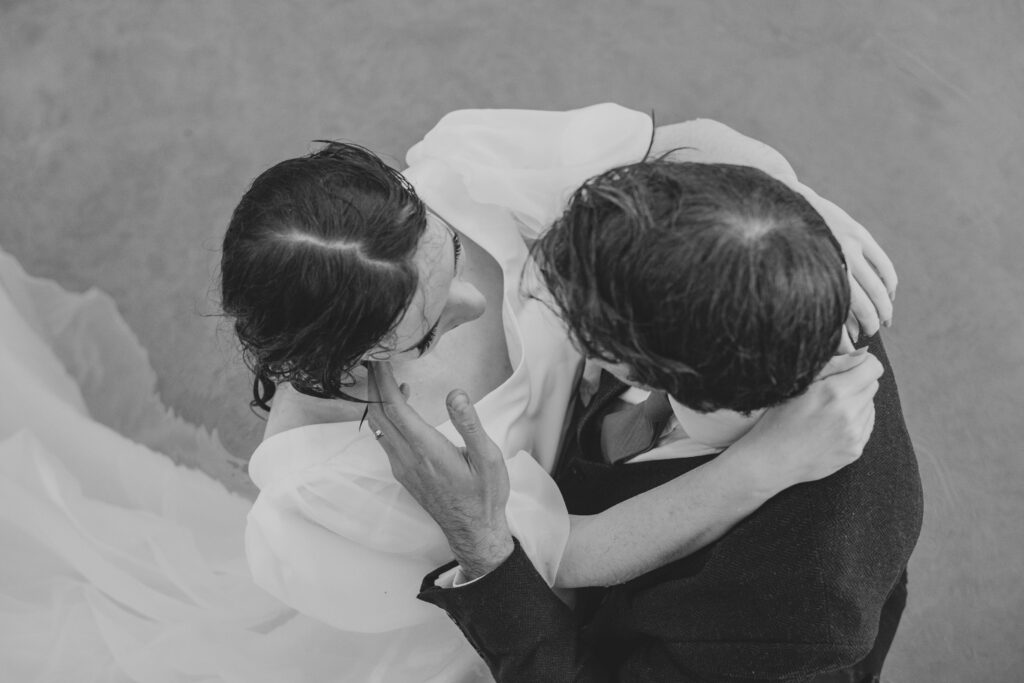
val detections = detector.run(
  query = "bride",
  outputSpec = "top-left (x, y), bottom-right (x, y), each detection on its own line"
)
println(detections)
top-left (0, 104), bottom-right (894, 682)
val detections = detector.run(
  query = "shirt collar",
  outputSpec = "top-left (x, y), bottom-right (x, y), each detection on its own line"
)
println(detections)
top-left (667, 395), bottom-right (765, 449)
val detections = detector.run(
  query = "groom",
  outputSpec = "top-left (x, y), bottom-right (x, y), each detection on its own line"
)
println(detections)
top-left (370, 161), bottom-right (922, 681)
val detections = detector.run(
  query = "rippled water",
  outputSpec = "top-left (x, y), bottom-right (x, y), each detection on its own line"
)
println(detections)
top-left (1, 1), bottom-right (1021, 680)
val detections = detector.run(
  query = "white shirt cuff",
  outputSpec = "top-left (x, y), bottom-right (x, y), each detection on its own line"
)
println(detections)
top-left (434, 565), bottom-right (490, 588)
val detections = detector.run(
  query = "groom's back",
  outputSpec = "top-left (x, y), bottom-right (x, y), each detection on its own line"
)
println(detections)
top-left (555, 334), bottom-right (923, 680)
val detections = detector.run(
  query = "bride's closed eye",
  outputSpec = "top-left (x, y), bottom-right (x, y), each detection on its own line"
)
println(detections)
top-left (415, 324), bottom-right (439, 356)
top-left (428, 207), bottom-right (463, 276)
top-left (419, 228), bottom-right (462, 356)
top-left (451, 229), bottom-right (464, 274)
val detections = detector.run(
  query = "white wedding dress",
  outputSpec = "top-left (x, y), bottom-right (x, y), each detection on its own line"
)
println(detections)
top-left (0, 103), bottom-right (859, 682)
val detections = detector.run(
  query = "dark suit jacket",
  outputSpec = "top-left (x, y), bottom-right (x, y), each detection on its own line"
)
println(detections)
top-left (419, 335), bottom-right (923, 681)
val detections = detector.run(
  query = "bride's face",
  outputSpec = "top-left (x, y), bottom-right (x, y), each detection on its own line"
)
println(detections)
top-left (368, 209), bottom-right (486, 360)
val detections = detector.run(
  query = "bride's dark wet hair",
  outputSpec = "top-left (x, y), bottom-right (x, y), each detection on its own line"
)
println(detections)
top-left (220, 142), bottom-right (427, 411)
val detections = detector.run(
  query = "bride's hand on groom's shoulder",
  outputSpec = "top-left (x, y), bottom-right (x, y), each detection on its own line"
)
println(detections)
top-left (806, 193), bottom-right (899, 341)
top-left (366, 362), bottom-right (514, 580)
top-left (837, 223), bottom-right (898, 341)
top-left (729, 348), bottom-right (884, 497)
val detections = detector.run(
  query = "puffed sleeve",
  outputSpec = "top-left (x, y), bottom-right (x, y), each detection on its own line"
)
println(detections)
top-left (406, 103), bottom-right (654, 239)
top-left (648, 118), bottom-right (800, 182)
top-left (649, 118), bottom-right (868, 239)
top-left (245, 437), bottom-right (450, 632)
top-left (245, 427), bottom-right (570, 633)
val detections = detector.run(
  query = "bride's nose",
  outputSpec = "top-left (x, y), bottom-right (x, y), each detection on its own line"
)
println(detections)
top-left (446, 280), bottom-right (487, 329)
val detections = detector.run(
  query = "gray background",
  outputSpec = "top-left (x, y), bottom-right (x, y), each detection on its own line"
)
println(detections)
top-left (2, 1), bottom-right (1021, 680)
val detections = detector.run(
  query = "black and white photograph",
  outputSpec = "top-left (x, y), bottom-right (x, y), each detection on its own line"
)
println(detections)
top-left (1, 1), bottom-right (1020, 681)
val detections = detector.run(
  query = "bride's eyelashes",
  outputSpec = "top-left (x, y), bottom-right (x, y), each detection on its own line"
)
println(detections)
top-left (452, 230), bottom-right (463, 273)
top-left (409, 225), bottom-right (462, 358)
top-left (415, 324), bottom-right (439, 356)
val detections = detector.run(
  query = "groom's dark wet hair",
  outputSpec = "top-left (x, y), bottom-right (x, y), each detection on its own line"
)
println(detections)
top-left (533, 161), bottom-right (850, 414)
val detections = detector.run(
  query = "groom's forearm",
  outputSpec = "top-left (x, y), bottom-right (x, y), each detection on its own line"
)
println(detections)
top-left (420, 539), bottom-right (856, 683)
top-left (419, 538), bottom-right (601, 682)
top-left (419, 538), bottom-right (707, 683)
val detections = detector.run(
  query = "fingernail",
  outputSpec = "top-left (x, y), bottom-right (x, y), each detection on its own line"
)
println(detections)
top-left (889, 290), bottom-right (896, 302)
top-left (852, 346), bottom-right (868, 355)
top-left (448, 391), bottom-right (469, 411)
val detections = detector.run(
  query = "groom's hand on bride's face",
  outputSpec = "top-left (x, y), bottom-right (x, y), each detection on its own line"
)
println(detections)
top-left (366, 362), bottom-right (514, 580)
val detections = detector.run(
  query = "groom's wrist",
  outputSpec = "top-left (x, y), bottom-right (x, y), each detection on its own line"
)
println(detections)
top-left (451, 527), bottom-right (515, 581)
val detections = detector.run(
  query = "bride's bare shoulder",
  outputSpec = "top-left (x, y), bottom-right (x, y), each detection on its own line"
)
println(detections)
top-left (262, 383), bottom-right (365, 441)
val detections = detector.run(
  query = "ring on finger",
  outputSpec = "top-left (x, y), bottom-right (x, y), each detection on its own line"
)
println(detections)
top-left (373, 429), bottom-right (384, 440)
